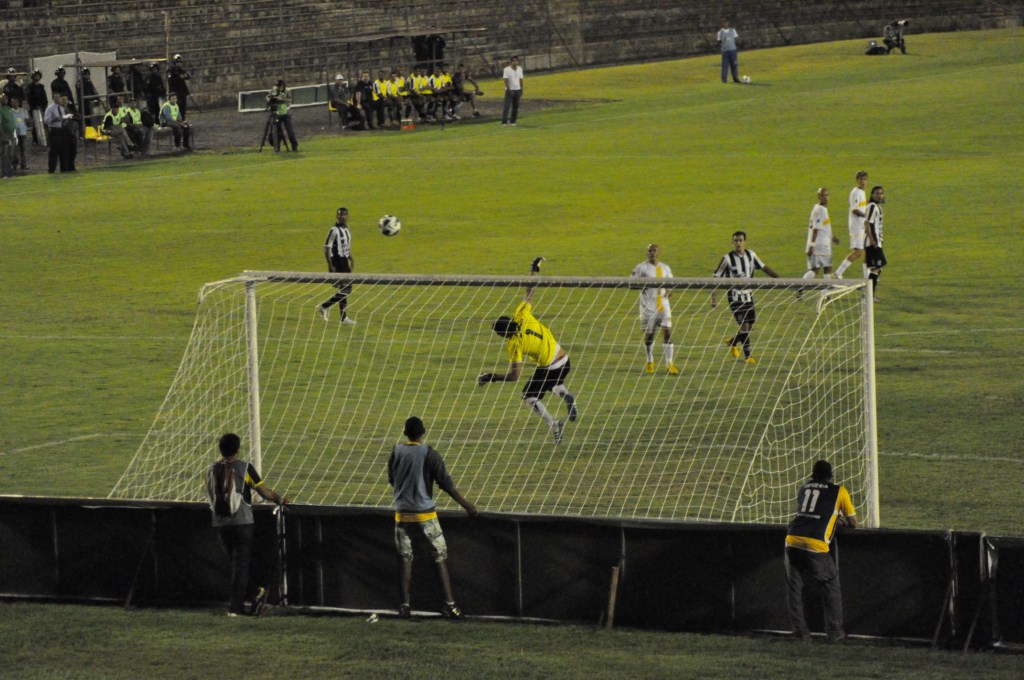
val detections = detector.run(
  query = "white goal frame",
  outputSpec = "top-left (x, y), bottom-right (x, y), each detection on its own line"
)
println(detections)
top-left (112, 270), bottom-right (880, 527)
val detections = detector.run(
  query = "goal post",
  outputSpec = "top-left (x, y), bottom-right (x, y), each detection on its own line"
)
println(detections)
top-left (111, 271), bottom-right (880, 527)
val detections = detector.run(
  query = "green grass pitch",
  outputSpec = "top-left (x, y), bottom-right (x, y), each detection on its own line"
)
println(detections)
top-left (1, 30), bottom-right (1021, 540)
top-left (0, 29), bottom-right (1022, 680)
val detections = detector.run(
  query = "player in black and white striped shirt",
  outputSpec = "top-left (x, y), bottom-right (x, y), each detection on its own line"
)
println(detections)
top-left (710, 231), bottom-right (780, 364)
top-left (864, 186), bottom-right (886, 303)
top-left (317, 207), bottom-right (356, 324)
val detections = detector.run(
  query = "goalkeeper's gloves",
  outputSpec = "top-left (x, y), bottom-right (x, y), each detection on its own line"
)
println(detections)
top-left (477, 373), bottom-right (492, 386)
top-left (530, 256), bottom-right (545, 273)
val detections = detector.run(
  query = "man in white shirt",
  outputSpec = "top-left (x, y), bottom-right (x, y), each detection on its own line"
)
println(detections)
top-left (835, 171), bottom-right (869, 278)
top-left (501, 56), bottom-right (523, 126)
top-left (717, 19), bottom-right (740, 84)
top-left (631, 244), bottom-right (679, 375)
top-left (802, 188), bottom-right (840, 280)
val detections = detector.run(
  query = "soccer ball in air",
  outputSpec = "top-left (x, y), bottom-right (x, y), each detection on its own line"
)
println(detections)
top-left (379, 215), bottom-right (402, 236)
top-left (741, 75), bottom-right (751, 84)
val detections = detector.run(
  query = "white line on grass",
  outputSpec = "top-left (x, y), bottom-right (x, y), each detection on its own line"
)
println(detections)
top-left (878, 450), bottom-right (1023, 465)
top-left (0, 334), bottom-right (186, 342)
top-left (0, 433), bottom-right (106, 456)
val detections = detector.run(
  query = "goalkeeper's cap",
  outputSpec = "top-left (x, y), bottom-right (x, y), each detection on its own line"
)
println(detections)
top-left (404, 417), bottom-right (426, 441)
top-left (493, 316), bottom-right (517, 338)
top-left (812, 460), bottom-right (833, 482)
top-left (218, 433), bottom-right (241, 458)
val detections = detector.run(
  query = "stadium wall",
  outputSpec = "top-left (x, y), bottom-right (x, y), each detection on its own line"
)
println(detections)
top-left (0, 1), bottom-right (1021, 108)
top-left (1, 496), bottom-right (1021, 650)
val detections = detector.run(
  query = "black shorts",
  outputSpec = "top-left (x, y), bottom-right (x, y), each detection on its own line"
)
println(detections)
top-left (331, 257), bottom-right (352, 293)
top-left (865, 245), bottom-right (887, 269)
top-left (522, 359), bottom-right (571, 401)
top-left (729, 299), bottom-right (756, 326)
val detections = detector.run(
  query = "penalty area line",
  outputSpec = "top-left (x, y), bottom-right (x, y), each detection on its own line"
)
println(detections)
top-left (0, 433), bottom-right (107, 457)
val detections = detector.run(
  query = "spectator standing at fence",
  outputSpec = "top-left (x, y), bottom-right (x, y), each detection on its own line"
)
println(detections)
top-left (784, 459), bottom-right (857, 643)
top-left (168, 54), bottom-right (191, 119)
top-left (11, 96), bottom-right (28, 171)
top-left (145, 62), bottom-right (166, 116)
top-left (160, 92), bottom-right (191, 150)
top-left (107, 65), bottom-right (125, 107)
top-left (0, 93), bottom-right (15, 179)
top-left (26, 70), bottom-right (47, 146)
top-left (205, 433), bottom-right (289, 618)
top-left (44, 93), bottom-right (74, 173)
top-left (501, 56), bottom-right (523, 126)
top-left (3, 69), bottom-right (25, 107)
top-left (78, 68), bottom-right (99, 124)
top-left (50, 66), bottom-right (75, 113)
top-left (388, 416), bottom-right (477, 619)
top-left (717, 19), bottom-right (741, 84)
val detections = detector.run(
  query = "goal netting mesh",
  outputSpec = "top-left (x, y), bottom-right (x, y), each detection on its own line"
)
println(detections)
top-left (110, 272), bottom-right (877, 526)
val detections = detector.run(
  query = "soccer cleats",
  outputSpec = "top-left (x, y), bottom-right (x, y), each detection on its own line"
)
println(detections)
top-left (316, 304), bottom-right (328, 321)
top-left (745, 357), bottom-right (758, 365)
top-left (551, 420), bottom-right (564, 444)
top-left (341, 316), bottom-right (357, 325)
top-left (398, 604), bottom-right (412, 619)
top-left (441, 602), bottom-right (464, 619)
top-left (565, 394), bottom-right (579, 422)
top-left (666, 362), bottom-right (680, 375)
top-left (730, 344), bottom-right (742, 359)
top-left (644, 362), bottom-right (655, 374)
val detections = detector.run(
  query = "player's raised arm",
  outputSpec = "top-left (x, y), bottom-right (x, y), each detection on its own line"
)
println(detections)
top-left (524, 256), bottom-right (544, 303)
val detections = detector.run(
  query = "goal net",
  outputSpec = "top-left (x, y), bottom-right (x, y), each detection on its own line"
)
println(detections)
top-left (111, 272), bottom-right (879, 526)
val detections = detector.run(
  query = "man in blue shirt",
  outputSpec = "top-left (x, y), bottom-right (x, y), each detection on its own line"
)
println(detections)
top-left (388, 416), bottom-right (477, 619)
top-left (717, 18), bottom-right (740, 84)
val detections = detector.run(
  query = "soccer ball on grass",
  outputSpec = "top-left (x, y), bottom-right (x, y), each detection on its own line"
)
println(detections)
top-left (741, 75), bottom-right (751, 84)
top-left (379, 215), bottom-right (402, 236)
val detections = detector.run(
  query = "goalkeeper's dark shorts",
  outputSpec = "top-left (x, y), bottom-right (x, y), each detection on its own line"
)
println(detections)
top-left (522, 359), bottom-right (571, 400)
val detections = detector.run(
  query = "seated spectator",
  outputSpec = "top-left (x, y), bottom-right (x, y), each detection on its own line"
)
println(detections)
top-left (353, 71), bottom-right (374, 130)
top-left (452, 64), bottom-right (482, 118)
top-left (159, 92), bottom-right (191, 149)
top-left (102, 100), bottom-right (135, 159)
top-left (372, 70), bottom-right (390, 128)
top-left (389, 69), bottom-right (411, 123)
top-left (124, 97), bottom-right (152, 154)
top-left (328, 74), bottom-right (349, 130)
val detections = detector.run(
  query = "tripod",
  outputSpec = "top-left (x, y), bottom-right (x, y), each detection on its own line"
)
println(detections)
top-left (258, 108), bottom-right (291, 152)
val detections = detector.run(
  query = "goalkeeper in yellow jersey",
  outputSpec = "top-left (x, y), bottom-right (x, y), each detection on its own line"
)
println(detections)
top-left (477, 257), bottom-right (578, 444)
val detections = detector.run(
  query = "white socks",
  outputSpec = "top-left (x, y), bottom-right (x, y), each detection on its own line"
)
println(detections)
top-left (524, 397), bottom-right (555, 427)
top-left (665, 343), bottom-right (674, 364)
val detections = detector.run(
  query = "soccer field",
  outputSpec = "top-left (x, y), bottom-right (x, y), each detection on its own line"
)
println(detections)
top-left (1, 30), bottom-right (1021, 534)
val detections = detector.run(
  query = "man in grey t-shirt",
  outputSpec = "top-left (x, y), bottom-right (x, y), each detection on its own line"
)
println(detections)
top-left (717, 18), bottom-right (740, 84)
top-left (388, 416), bottom-right (477, 619)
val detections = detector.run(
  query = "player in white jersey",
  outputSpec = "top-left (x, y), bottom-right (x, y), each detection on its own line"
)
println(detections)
top-left (802, 188), bottom-right (840, 280)
top-left (630, 244), bottom-right (679, 375)
top-left (835, 171), bottom-right (869, 279)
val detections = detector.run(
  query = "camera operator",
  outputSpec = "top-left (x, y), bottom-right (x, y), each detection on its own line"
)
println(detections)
top-left (267, 79), bottom-right (298, 151)
top-left (884, 19), bottom-right (908, 54)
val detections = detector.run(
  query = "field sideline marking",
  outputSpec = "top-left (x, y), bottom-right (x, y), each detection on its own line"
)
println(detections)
top-left (0, 434), bottom-right (105, 456)
top-left (878, 450), bottom-right (1023, 465)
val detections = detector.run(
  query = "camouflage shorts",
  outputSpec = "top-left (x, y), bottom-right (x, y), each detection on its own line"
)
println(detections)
top-left (394, 517), bottom-right (448, 563)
